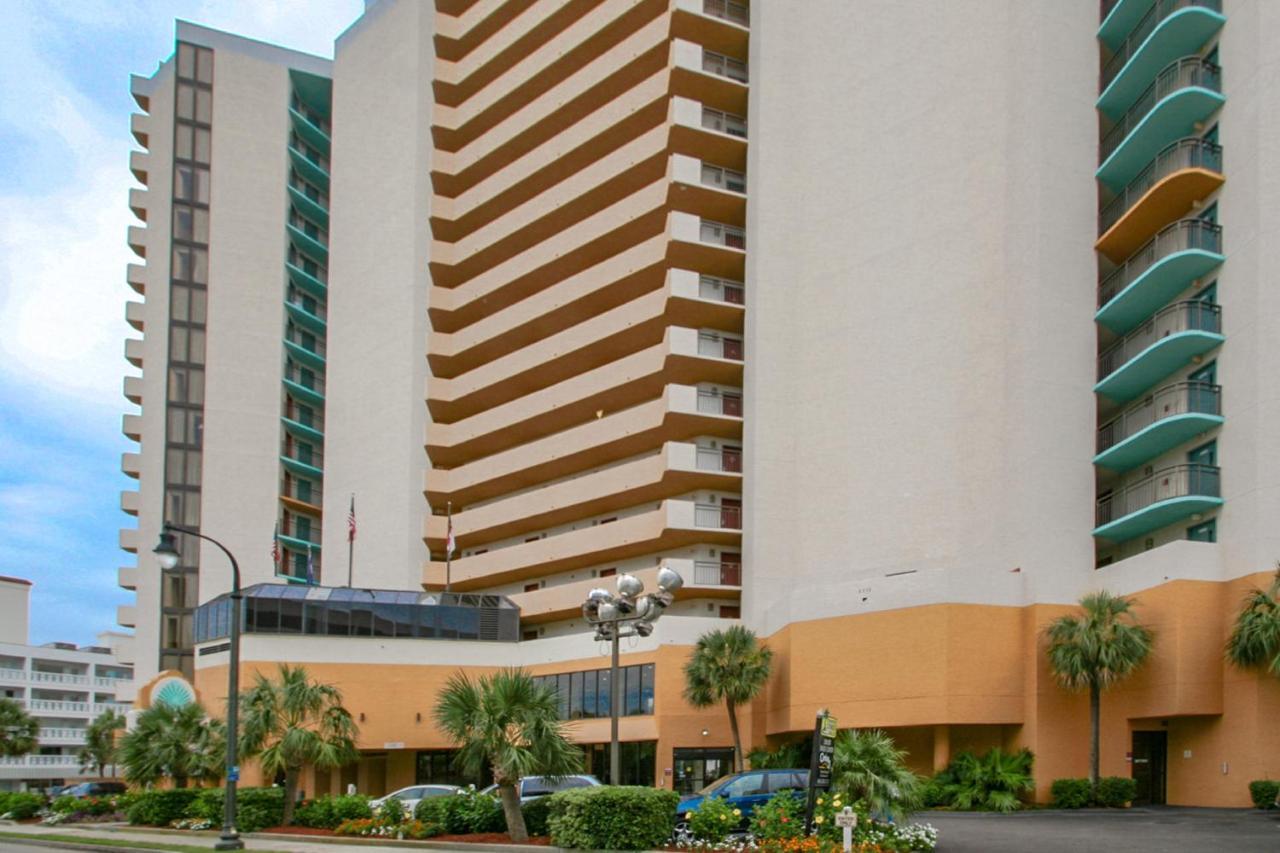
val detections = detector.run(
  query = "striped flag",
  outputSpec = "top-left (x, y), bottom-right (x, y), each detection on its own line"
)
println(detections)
top-left (306, 544), bottom-right (316, 585)
top-left (445, 504), bottom-right (455, 559)
top-left (271, 522), bottom-right (281, 569)
top-left (347, 494), bottom-right (357, 543)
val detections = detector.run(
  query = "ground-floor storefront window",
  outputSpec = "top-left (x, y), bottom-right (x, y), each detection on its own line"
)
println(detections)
top-left (415, 749), bottom-right (491, 788)
top-left (673, 747), bottom-right (735, 795)
top-left (583, 740), bottom-right (656, 786)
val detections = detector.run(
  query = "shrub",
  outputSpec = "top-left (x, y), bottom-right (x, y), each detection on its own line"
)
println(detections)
top-left (182, 786), bottom-right (283, 832)
top-left (1, 792), bottom-right (45, 820)
top-left (333, 794), bottom-right (373, 823)
top-left (456, 788), bottom-right (505, 833)
top-left (185, 788), bottom-right (226, 823)
top-left (127, 789), bottom-right (201, 826)
top-left (1049, 778), bottom-right (1092, 809)
top-left (50, 796), bottom-right (81, 814)
top-left (1095, 776), bottom-right (1137, 808)
top-left (296, 794), bottom-right (370, 829)
top-left (929, 748), bottom-right (1034, 812)
top-left (520, 796), bottom-right (553, 837)
top-left (1249, 780), bottom-right (1279, 810)
top-left (749, 790), bottom-right (805, 841)
top-left (413, 795), bottom-right (450, 828)
top-left (547, 786), bottom-right (678, 851)
top-left (919, 776), bottom-right (949, 808)
top-left (377, 796), bottom-right (405, 824)
top-left (687, 793), bottom-right (738, 843)
top-left (336, 816), bottom-right (434, 839)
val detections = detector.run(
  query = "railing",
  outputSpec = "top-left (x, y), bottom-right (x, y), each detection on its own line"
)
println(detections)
top-left (702, 50), bottom-right (749, 83)
top-left (696, 447), bottom-right (743, 473)
top-left (701, 107), bottom-right (748, 138)
top-left (289, 136), bottom-right (330, 174)
top-left (93, 702), bottom-right (132, 715)
top-left (696, 390), bottom-right (743, 416)
top-left (1098, 300), bottom-right (1221, 380)
top-left (693, 560), bottom-right (742, 586)
top-left (697, 333), bottom-right (745, 361)
top-left (1096, 462), bottom-right (1220, 526)
top-left (1101, 0), bottom-right (1223, 91)
top-left (1097, 219), bottom-right (1222, 308)
top-left (283, 402), bottom-right (325, 432)
top-left (700, 221), bottom-right (746, 250)
top-left (698, 275), bottom-right (745, 305)
top-left (284, 328), bottom-right (328, 359)
top-left (289, 177), bottom-right (330, 211)
top-left (280, 514), bottom-right (321, 543)
top-left (703, 0), bottom-right (748, 26)
top-left (1097, 381), bottom-right (1221, 453)
top-left (1101, 0), bottom-right (1122, 22)
top-left (283, 365), bottom-right (327, 395)
top-left (1099, 138), bottom-right (1223, 234)
top-left (286, 291), bottom-right (328, 322)
top-left (288, 214), bottom-right (329, 247)
top-left (27, 700), bottom-right (91, 713)
top-left (282, 442), bottom-right (324, 470)
top-left (0, 669), bottom-right (128, 689)
top-left (291, 96), bottom-right (331, 135)
top-left (701, 164), bottom-right (746, 194)
top-left (0, 755), bottom-right (83, 768)
top-left (1100, 57), bottom-right (1221, 162)
top-left (280, 476), bottom-right (321, 506)
top-left (39, 728), bottom-right (88, 742)
top-left (694, 503), bottom-right (742, 529)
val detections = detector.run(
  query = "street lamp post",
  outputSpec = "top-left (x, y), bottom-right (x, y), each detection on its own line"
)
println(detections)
top-left (153, 522), bottom-right (245, 852)
top-left (581, 566), bottom-right (683, 785)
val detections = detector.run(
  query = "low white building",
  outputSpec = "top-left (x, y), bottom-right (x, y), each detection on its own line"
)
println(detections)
top-left (0, 577), bottom-right (134, 792)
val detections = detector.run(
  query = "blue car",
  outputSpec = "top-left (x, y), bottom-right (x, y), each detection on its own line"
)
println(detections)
top-left (675, 769), bottom-right (809, 840)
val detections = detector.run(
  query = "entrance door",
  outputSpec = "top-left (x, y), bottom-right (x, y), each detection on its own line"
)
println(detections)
top-left (720, 498), bottom-right (742, 529)
top-left (1131, 731), bottom-right (1167, 805)
top-left (673, 748), bottom-right (735, 796)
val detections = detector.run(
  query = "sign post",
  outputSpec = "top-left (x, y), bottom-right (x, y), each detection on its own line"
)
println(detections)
top-left (803, 710), bottom-right (838, 834)
top-left (836, 806), bottom-right (857, 852)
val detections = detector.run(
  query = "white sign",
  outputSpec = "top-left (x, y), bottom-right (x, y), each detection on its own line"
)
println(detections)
top-left (835, 808), bottom-right (857, 828)
top-left (384, 741), bottom-right (405, 749)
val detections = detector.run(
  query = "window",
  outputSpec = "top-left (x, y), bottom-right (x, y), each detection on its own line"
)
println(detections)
top-left (584, 741), bottom-right (656, 786)
top-left (1187, 519), bottom-right (1217, 543)
top-left (722, 772), bottom-right (768, 798)
top-left (1198, 202), bottom-right (1218, 224)
top-left (1187, 440), bottom-right (1217, 467)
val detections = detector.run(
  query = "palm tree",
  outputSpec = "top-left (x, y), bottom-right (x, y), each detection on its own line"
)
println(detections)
top-left (682, 625), bottom-right (773, 772)
top-left (238, 664), bottom-right (359, 826)
top-left (1226, 565), bottom-right (1280, 677)
top-left (0, 698), bottom-right (38, 758)
top-left (831, 729), bottom-right (922, 820)
top-left (79, 709), bottom-right (126, 778)
top-left (1046, 591), bottom-right (1153, 795)
top-left (120, 701), bottom-right (225, 788)
top-left (434, 668), bottom-right (582, 843)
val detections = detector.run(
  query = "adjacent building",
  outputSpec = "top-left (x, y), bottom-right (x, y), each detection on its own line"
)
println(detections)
top-left (0, 577), bottom-right (134, 792)
top-left (118, 0), bottom-right (1280, 806)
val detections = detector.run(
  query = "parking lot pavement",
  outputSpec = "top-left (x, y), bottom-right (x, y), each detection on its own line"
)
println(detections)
top-left (921, 807), bottom-right (1280, 853)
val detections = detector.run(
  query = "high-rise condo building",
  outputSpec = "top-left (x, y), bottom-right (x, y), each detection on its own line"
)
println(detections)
top-left (117, 0), bottom-right (1279, 806)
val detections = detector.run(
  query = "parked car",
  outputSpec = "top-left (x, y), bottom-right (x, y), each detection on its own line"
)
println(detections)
top-left (370, 784), bottom-right (460, 814)
top-left (62, 781), bottom-right (128, 799)
top-left (674, 769), bottom-right (809, 840)
top-left (480, 774), bottom-right (602, 803)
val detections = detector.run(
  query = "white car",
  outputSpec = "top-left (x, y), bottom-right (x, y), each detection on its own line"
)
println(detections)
top-left (371, 784), bottom-right (460, 815)
top-left (480, 774), bottom-right (602, 803)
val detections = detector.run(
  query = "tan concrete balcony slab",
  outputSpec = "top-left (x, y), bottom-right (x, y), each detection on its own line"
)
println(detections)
top-left (118, 528), bottom-right (139, 554)
top-left (432, 15), bottom-right (669, 152)
top-left (671, 0), bottom-right (749, 56)
top-left (117, 566), bottom-right (138, 591)
top-left (127, 225), bottom-right (146, 259)
top-left (123, 376), bottom-right (143, 406)
top-left (669, 38), bottom-right (748, 116)
top-left (121, 412), bottom-right (142, 441)
top-left (125, 338), bottom-right (144, 368)
top-left (435, 0), bottom-right (592, 95)
top-left (668, 153), bottom-right (746, 225)
top-left (120, 490), bottom-right (140, 517)
top-left (121, 452), bottom-right (141, 479)
top-left (434, 0), bottom-right (526, 61)
top-left (126, 263), bottom-right (146, 295)
top-left (130, 112), bottom-right (150, 148)
top-left (116, 605), bottom-right (137, 629)
top-left (669, 96), bottom-right (747, 172)
top-left (125, 300), bottom-right (145, 332)
top-left (427, 383), bottom-right (742, 505)
top-left (513, 557), bottom-right (740, 624)
top-left (129, 150), bottom-right (149, 186)
top-left (129, 188), bottom-right (147, 223)
top-left (425, 440), bottom-right (742, 550)
top-left (428, 321), bottom-right (742, 425)
top-left (667, 211), bottom-right (745, 280)
top-left (129, 73), bottom-right (153, 112)
top-left (435, 0), bottom-right (660, 138)
top-left (422, 498), bottom-right (740, 591)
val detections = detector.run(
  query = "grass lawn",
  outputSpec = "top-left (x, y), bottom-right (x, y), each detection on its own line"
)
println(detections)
top-left (0, 830), bottom-right (212, 852)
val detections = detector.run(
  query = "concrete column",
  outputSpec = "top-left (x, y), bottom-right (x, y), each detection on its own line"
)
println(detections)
top-left (932, 724), bottom-right (951, 774)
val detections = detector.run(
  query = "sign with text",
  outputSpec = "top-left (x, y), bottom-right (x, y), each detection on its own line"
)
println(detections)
top-left (804, 710), bottom-right (838, 833)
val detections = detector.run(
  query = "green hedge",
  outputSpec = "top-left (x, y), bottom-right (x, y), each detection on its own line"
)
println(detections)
top-left (295, 794), bottom-right (372, 829)
top-left (547, 786), bottom-right (678, 851)
top-left (0, 791), bottom-right (45, 820)
top-left (1049, 777), bottom-right (1137, 809)
top-left (520, 796), bottom-right (553, 838)
top-left (184, 787), bottom-right (283, 833)
top-left (1249, 780), bottom-right (1279, 810)
top-left (127, 789), bottom-right (201, 826)
top-left (414, 790), bottom-right (504, 834)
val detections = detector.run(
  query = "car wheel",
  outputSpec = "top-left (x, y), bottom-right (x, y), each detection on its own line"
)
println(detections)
top-left (672, 821), bottom-right (694, 845)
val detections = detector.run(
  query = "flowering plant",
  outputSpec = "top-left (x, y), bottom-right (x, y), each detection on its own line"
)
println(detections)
top-left (687, 795), bottom-right (740, 843)
top-left (335, 816), bottom-right (437, 839)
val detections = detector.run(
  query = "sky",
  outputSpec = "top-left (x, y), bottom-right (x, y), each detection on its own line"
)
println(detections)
top-left (0, 1), bottom-right (363, 646)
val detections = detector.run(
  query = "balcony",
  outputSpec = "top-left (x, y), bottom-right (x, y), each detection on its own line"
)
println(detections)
top-left (125, 300), bottom-right (145, 332)
top-left (1094, 462), bottom-right (1221, 541)
top-left (697, 332), bottom-right (744, 361)
top-left (288, 146), bottom-right (330, 193)
top-left (1096, 300), bottom-right (1223, 401)
top-left (284, 330), bottom-right (327, 371)
top-left (288, 107), bottom-right (331, 157)
top-left (26, 699), bottom-right (91, 715)
top-left (288, 185), bottom-right (330, 230)
top-left (1098, 57), bottom-right (1223, 187)
top-left (127, 225), bottom-right (146, 258)
top-left (118, 566), bottom-right (138, 591)
top-left (280, 477), bottom-right (322, 518)
top-left (1096, 218), bottom-right (1223, 333)
top-left (278, 518), bottom-right (321, 553)
top-left (118, 528), bottom-right (138, 554)
top-left (701, 0), bottom-right (748, 27)
top-left (696, 445), bottom-right (742, 473)
top-left (116, 605), bottom-right (137, 629)
top-left (692, 558), bottom-right (742, 586)
top-left (125, 338), bottom-right (144, 368)
top-left (1097, 138), bottom-right (1223, 261)
top-left (700, 106), bottom-right (747, 139)
top-left (280, 444), bottom-right (324, 479)
top-left (126, 263), bottom-right (146, 295)
top-left (130, 112), bottom-right (149, 148)
top-left (129, 150), bottom-right (148, 186)
top-left (39, 728), bottom-right (87, 744)
top-left (694, 501), bottom-right (741, 530)
top-left (702, 49), bottom-right (749, 84)
top-left (286, 261), bottom-right (328, 300)
top-left (669, 40), bottom-right (748, 116)
top-left (699, 219), bottom-right (746, 251)
top-left (285, 294), bottom-right (327, 335)
top-left (128, 188), bottom-right (147, 223)
top-left (1095, 381), bottom-right (1222, 471)
top-left (281, 414), bottom-right (324, 446)
top-left (287, 223), bottom-right (329, 267)
top-left (121, 413), bottom-right (141, 443)
top-left (1099, 1), bottom-right (1225, 116)
top-left (696, 388), bottom-right (743, 417)
top-left (122, 377), bottom-right (143, 407)
top-left (0, 755), bottom-right (84, 769)
top-left (120, 490), bottom-right (140, 516)
top-left (283, 367), bottom-right (325, 407)
top-left (121, 452), bottom-right (141, 479)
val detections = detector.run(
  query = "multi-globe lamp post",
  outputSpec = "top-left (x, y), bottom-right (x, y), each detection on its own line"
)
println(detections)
top-left (581, 565), bottom-right (683, 785)
top-left (153, 523), bottom-right (245, 851)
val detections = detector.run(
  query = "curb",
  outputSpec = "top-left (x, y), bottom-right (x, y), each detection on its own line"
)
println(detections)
top-left (0, 837), bottom-right (174, 853)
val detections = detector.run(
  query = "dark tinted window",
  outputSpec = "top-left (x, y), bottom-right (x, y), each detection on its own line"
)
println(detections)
top-left (768, 771), bottom-right (803, 792)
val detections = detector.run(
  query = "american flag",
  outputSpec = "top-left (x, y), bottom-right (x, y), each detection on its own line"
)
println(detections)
top-left (271, 522), bottom-right (280, 569)
top-left (446, 506), bottom-right (455, 559)
top-left (306, 544), bottom-right (316, 585)
top-left (347, 494), bottom-right (357, 543)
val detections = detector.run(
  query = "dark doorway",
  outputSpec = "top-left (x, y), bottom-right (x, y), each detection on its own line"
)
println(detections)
top-left (674, 748), bottom-right (735, 795)
top-left (1131, 731), bottom-right (1167, 805)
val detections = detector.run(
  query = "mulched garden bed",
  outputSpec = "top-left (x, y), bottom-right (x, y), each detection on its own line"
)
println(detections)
top-left (261, 826), bottom-right (551, 845)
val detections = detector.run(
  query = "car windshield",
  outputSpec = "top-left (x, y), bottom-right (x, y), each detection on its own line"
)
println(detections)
top-left (696, 774), bottom-right (734, 796)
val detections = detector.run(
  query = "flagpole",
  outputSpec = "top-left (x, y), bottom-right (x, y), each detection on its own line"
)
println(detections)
top-left (347, 493), bottom-right (355, 588)
top-left (445, 500), bottom-right (452, 594)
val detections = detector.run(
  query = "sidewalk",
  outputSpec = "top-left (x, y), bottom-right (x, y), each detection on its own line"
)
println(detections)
top-left (0, 822), bottom-right (559, 853)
